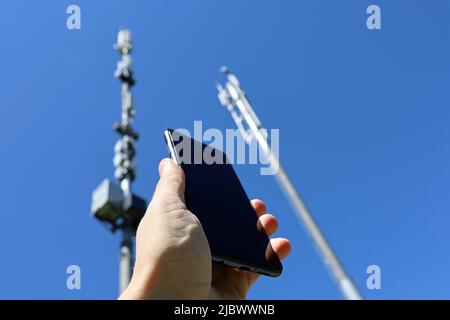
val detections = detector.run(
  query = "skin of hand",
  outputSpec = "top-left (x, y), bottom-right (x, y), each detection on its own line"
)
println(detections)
top-left (119, 158), bottom-right (291, 300)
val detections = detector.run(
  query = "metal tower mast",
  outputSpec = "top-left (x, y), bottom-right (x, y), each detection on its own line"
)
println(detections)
top-left (216, 66), bottom-right (362, 300)
top-left (113, 28), bottom-right (138, 294)
top-left (91, 29), bottom-right (146, 295)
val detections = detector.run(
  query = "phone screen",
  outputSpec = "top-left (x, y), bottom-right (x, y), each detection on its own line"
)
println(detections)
top-left (165, 129), bottom-right (282, 276)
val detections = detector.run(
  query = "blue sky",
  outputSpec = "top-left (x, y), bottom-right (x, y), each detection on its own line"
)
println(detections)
top-left (1, 0), bottom-right (450, 299)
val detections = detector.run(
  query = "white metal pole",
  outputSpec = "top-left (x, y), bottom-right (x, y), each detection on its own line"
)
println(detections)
top-left (247, 119), bottom-right (362, 300)
top-left (119, 225), bottom-right (133, 293)
top-left (119, 178), bottom-right (133, 294)
top-left (218, 68), bottom-right (363, 300)
top-left (114, 29), bottom-right (137, 294)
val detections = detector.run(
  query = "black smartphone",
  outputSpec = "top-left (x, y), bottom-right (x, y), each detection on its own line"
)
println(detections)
top-left (164, 129), bottom-right (283, 277)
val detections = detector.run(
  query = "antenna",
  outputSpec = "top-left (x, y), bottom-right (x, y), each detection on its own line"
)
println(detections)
top-left (216, 67), bottom-right (363, 300)
top-left (91, 29), bottom-right (146, 294)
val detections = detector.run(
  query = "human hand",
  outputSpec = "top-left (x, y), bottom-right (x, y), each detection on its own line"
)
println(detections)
top-left (119, 158), bottom-right (291, 300)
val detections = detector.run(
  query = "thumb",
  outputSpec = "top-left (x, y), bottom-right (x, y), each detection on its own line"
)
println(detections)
top-left (153, 158), bottom-right (186, 204)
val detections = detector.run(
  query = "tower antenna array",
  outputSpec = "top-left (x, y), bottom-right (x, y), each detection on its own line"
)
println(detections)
top-left (91, 29), bottom-right (146, 294)
top-left (216, 66), bottom-right (362, 300)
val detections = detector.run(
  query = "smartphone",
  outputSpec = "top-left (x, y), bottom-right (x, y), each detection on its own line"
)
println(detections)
top-left (164, 129), bottom-right (283, 277)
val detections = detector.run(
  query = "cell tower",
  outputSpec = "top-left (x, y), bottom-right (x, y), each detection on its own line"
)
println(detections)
top-left (216, 66), bottom-right (363, 300)
top-left (91, 29), bottom-right (146, 294)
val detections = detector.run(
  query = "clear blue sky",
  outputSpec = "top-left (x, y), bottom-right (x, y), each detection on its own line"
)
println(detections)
top-left (1, 0), bottom-right (450, 299)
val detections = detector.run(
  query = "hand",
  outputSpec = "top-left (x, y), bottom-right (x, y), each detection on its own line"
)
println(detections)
top-left (119, 158), bottom-right (291, 300)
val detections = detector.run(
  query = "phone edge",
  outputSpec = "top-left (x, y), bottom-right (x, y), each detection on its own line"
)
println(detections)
top-left (164, 129), bottom-right (181, 164)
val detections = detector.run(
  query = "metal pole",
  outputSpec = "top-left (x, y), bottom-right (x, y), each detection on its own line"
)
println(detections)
top-left (119, 177), bottom-right (133, 293)
top-left (120, 226), bottom-right (133, 293)
top-left (217, 67), bottom-right (362, 300)
top-left (91, 28), bottom-right (145, 296)
top-left (113, 29), bottom-right (138, 294)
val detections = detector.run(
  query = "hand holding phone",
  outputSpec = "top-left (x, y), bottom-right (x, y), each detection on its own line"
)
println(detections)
top-left (120, 131), bottom-right (291, 299)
